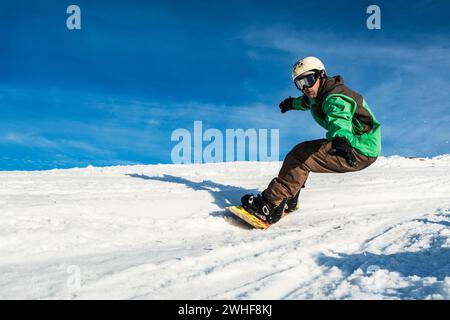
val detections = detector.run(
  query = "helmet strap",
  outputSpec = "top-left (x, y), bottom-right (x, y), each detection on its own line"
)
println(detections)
top-left (318, 69), bottom-right (326, 79)
top-left (316, 70), bottom-right (326, 90)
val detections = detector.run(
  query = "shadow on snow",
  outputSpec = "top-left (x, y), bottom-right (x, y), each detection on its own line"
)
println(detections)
top-left (126, 173), bottom-right (259, 228)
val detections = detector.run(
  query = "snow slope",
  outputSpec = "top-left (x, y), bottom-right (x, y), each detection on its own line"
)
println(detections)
top-left (1, 156), bottom-right (450, 300)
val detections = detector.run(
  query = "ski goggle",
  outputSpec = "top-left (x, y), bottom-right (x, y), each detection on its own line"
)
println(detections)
top-left (294, 72), bottom-right (318, 91)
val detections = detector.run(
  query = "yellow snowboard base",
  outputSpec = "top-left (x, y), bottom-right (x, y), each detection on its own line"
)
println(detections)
top-left (226, 205), bottom-right (273, 229)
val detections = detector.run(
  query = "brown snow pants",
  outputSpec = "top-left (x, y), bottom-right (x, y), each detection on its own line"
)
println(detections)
top-left (264, 139), bottom-right (377, 202)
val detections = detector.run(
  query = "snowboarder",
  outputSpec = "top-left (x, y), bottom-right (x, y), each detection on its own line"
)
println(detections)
top-left (241, 56), bottom-right (381, 224)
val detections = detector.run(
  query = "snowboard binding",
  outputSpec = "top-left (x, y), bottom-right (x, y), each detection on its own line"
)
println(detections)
top-left (241, 193), bottom-right (288, 224)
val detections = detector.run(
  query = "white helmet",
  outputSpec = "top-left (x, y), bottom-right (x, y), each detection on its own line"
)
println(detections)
top-left (291, 56), bottom-right (326, 80)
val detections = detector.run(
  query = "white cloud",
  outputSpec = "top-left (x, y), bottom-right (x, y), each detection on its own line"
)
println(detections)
top-left (0, 131), bottom-right (114, 157)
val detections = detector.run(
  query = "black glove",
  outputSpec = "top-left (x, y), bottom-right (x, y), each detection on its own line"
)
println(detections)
top-left (279, 96), bottom-right (295, 113)
top-left (328, 137), bottom-right (357, 167)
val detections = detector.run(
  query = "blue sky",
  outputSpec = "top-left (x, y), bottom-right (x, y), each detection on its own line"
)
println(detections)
top-left (1, 0), bottom-right (449, 170)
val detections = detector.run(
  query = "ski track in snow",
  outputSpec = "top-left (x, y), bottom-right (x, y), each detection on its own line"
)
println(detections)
top-left (0, 156), bottom-right (450, 299)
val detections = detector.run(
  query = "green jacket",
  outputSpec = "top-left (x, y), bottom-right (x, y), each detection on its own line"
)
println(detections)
top-left (292, 75), bottom-right (381, 157)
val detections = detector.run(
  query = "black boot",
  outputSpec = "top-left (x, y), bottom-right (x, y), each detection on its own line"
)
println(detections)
top-left (241, 193), bottom-right (288, 224)
top-left (286, 190), bottom-right (300, 213)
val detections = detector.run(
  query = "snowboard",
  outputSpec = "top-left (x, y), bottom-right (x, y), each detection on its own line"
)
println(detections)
top-left (226, 205), bottom-right (289, 230)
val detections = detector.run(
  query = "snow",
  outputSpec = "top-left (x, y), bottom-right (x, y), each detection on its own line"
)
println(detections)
top-left (0, 155), bottom-right (450, 300)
